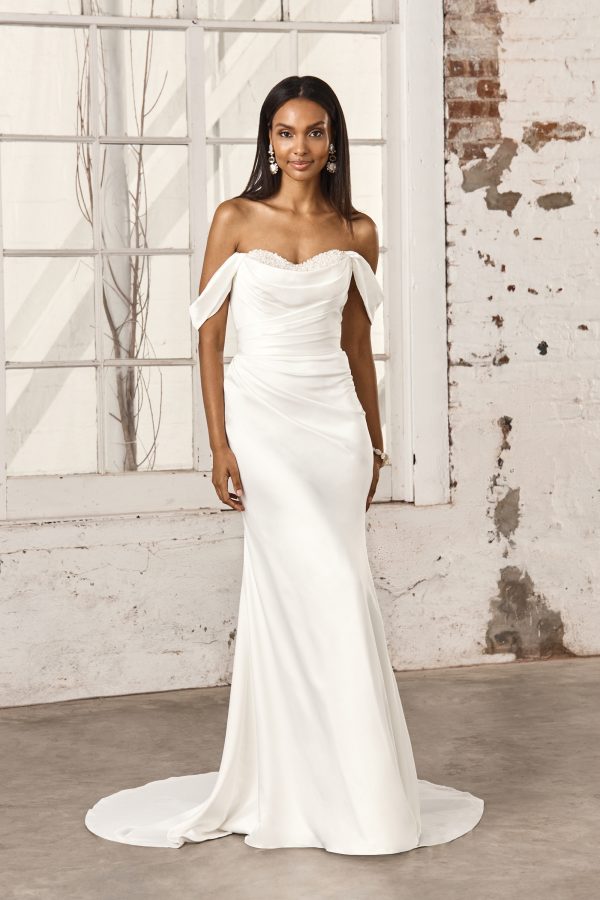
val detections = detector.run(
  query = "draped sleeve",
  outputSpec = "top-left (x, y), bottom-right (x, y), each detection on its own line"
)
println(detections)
top-left (346, 250), bottom-right (384, 325)
top-left (189, 252), bottom-right (243, 331)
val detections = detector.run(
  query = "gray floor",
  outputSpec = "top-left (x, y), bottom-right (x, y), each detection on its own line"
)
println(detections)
top-left (1, 657), bottom-right (598, 900)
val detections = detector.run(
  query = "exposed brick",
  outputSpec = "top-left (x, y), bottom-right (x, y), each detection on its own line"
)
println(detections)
top-left (443, 0), bottom-right (600, 662)
top-left (444, 0), bottom-right (504, 165)
top-left (477, 78), bottom-right (504, 99)
top-left (522, 120), bottom-right (587, 151)
top-left (444, 0), bottom-right (476, 14)
top-left (445, 58), bottom-right (499, 78)
top-left (475, 0), bottom-right (500, 12)
top-left (448, 99), bottom-right (501, 119)
top-left (460, 141), bottom-right (494, 161)
top-left (447, 119), bottom-right (502, 142)
top-left (446, 35), bottom-right (503, 58)
top-left (445, 14), bottom-right (502, 39)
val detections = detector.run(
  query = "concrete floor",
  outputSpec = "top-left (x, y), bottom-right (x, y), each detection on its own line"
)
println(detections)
top-left (1, 657), bottom-right (598, 900)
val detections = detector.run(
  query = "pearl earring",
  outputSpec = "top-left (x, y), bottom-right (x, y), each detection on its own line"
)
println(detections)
top-left (268, 142), bottom-right (279, 175)
top-left (326, 143), bottom-right (337, 174)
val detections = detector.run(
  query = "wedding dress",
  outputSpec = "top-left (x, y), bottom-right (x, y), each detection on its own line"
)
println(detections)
top-left (84, 248), bottom-right (484, 854)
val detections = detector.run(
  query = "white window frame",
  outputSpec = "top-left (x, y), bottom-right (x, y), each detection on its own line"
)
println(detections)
top-left (0, 2), bottom-right (447, 522)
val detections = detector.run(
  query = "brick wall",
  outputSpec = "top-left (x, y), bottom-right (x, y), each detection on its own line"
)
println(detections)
top-left (443, 0), bottom-right (600, 660)
top-left (445, 0), bottom-right (504, 165)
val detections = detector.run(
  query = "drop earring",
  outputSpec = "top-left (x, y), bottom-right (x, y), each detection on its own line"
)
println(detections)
top-left (326, 143), bottom-right (337, 174)
top-left (268, 142), bottom-right (279, 175)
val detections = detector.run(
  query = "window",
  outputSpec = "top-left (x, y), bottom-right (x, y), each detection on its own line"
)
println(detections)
top-left (0, 1), bottom-right (446, 520)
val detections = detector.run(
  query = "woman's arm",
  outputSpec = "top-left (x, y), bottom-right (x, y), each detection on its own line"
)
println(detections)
top-left (196, 200), bottom-right (245, 511)
top-left (340, 216), bottom-right (384, 510)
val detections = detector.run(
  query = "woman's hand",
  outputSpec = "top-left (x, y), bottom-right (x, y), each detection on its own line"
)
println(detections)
top-left (366, 456), bottom-right (383, 511)
top-left (212, 446), bottom-right (245, 511)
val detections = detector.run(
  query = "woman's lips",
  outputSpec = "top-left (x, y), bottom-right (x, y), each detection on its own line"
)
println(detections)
top-left (289, 161), bottom-right (312, 169)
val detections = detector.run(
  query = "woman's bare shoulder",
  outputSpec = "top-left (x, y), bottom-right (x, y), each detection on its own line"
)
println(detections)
top-left (209, 197), bottom-right (263, 248)
top-left (210, 197), bottom-right (247, 229)
top-left (349, 210), bottom-right (380, 270)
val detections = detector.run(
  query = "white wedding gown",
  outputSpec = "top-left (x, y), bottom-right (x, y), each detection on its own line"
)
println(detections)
top-left (84, 248), bottom-right (484, 854)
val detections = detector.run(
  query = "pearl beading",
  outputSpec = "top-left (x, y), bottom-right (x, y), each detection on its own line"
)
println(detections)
top-left (247, 248), bottom-right (348, 271)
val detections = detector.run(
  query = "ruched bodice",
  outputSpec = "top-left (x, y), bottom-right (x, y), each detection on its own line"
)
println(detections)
top-left (188, 249), bottom-right (383, 358)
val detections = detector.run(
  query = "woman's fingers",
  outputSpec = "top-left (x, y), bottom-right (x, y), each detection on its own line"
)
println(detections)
top-left (366, 463), bottom-right (380, 510)
top-left (219, 475), bottom-right (239, 510)
top-left (213, 466), bottom-right (244, 510)
top-left (229, 461), bottom-right (244, 498)
top-left (226, 455), bottom-right (244, 509)
top-left (228, 491), bottom-right (245, 510)
top-left (212, 469), bottom-right (233, 509)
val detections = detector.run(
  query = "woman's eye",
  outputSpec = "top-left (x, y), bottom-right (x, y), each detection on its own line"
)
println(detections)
top-left (277, 130), bottom-right (323, 138)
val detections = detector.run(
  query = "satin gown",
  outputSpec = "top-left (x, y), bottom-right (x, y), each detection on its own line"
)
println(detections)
top-left (84, 248), bottom-right (484, 854)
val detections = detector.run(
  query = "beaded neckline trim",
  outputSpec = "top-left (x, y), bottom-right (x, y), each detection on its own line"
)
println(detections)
top-left (245, 248), bottom-right (348, 271)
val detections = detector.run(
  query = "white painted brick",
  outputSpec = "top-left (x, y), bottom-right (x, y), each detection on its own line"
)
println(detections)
top-left (499, 15), bottom-right (600, 42)
top-left (444, 0), bottom-right (600, 666)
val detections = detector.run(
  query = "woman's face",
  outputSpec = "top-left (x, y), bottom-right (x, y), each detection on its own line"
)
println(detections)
top-left (269, 98), bottom-right (332, 180)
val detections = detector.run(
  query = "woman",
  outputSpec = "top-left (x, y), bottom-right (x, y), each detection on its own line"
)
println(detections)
top-left (85, 75), bottom-right (484, 854)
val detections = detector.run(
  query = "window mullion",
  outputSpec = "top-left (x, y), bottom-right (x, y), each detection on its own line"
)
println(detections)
top-left (385, 23), bottom-right (413, 502)
top-left (187, 23), bottom-right (210, 472)
top-left (291, 27), bottom-right (298, 74)
top-left (89, 22), bottom-right (105, 475)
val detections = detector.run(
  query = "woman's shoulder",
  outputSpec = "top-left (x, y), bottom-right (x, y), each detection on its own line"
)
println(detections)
top-left (350, 208), bottom-right (377, 232)
top-left (211, 197), bottom-right (253, 227)
top-left (349, 210), bottom-right (379, 268)
top-left (207, 198), bottom-right (259, 254)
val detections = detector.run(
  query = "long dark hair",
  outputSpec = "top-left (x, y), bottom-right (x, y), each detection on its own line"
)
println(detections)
top-left (235, 75), bottom-right (358, 235)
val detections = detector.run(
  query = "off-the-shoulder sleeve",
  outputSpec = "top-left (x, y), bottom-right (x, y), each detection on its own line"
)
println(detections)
top-left (189, 252), bottom-right (243, 331)
top-left (346, 250), bottom-right (384, 324)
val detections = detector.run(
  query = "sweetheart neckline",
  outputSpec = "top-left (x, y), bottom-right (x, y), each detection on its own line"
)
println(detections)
top-left (243, 248), bottom-right (347, 267)
top-left (236, 248), bottom-right (372, 271)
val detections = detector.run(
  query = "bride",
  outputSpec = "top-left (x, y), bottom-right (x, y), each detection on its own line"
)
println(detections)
top-left (85, 74), bottom-right (484, 854)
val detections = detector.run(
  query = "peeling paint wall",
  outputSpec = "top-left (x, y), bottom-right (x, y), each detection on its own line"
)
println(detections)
top-left (0, 512), bottom-right (245, 706)
top-left (444, 0), bottom-right (600, 665)
top-left (1, 1), bottom-right (599, 707)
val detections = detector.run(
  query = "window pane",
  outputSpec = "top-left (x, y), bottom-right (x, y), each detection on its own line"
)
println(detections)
top-left (96, 0), bottom-right (178, 15)
top-left (298, 32), bottom-right (382, 139)
top-left (0, 1), bottom-right (79, 15)
top-left (289, 0), bottom-right (376, 20)
top-left (99, 28), bottom-right (186, 138)
top-left (102, 255), bottom-right (191, 359)
top-left (0, 1), bottom-right (180, 13)
top-left (197, 0), bottom-right (280, 20)
top-left (1, 142), bottom-right (93, 250)
top-left (350, 145), bottom-right (383, 240)
top-left (0, 25), bottom-right (88, 135)
top-left (206, 142), bottom-right (256, 216)
top-left (101, 144), bottom-right (189, 249)
top-left (104, 364), bottom-right (192, 472)
top-left (205, 30), bottom-right (292, 138)
top-left (4, 258), bottom-right (95, 363)
top-left (6, 367), bottom-right (97, 475)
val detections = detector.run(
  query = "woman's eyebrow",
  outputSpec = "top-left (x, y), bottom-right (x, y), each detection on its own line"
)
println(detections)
top-left (273, 120), bottom-right (326, 129)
